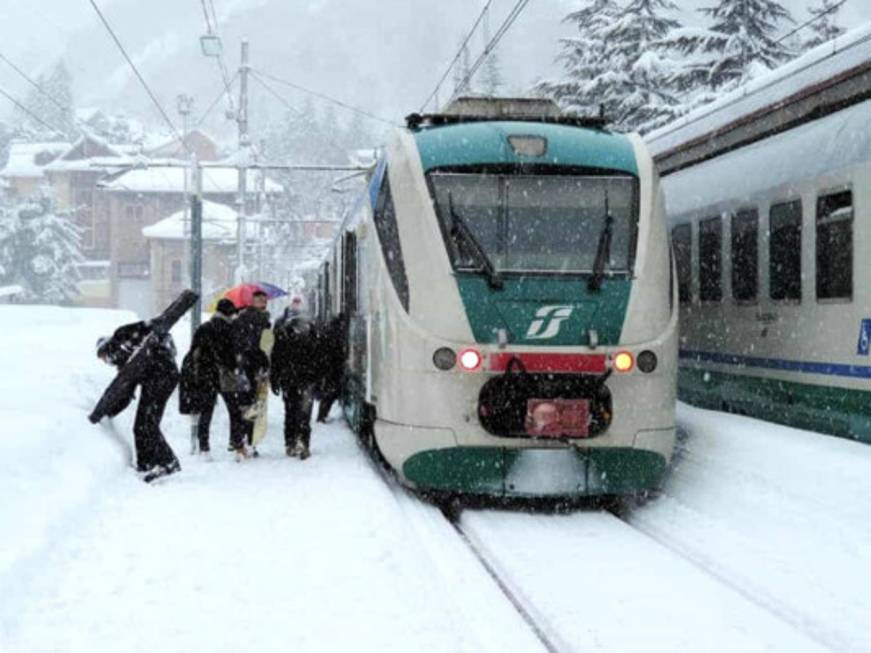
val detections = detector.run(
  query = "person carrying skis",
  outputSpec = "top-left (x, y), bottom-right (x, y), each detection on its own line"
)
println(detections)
top-left (316, 312), bottom-right (347, 423)
top-left (180, 298), bottom-right (249, 458)
top-left (96, 320), bottom-right (181, 481)
top-left (271, 301), bottom-right (322, 459)
top-left (233, 290), bottom-right (271, 456)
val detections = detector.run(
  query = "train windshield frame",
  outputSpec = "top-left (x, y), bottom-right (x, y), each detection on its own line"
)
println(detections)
top-left (427, 170), bottom-right (639, 277)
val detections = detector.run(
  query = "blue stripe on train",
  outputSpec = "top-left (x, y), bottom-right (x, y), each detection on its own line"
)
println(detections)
top-left (680, 349), bottom-right (871, 380)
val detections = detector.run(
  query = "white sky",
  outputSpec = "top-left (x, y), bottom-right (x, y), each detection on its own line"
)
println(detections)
top-left (0, 0), bottom-right (868, 137)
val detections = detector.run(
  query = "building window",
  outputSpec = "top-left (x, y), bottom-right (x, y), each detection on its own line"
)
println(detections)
top-left (769, 200), bottom-right (802, 302)
top-left (698, 216), bottom-right (722, 303)
top-left (816, 190), bottom-right (852, 301)
top-left (171, 260), bottom-right (183, 283)
top-left (125, 204), bottom-right (144, 221)
top-left (671, 224), bottom-right (692, 304)
top-left (731, 209), bottom-right (758, 302)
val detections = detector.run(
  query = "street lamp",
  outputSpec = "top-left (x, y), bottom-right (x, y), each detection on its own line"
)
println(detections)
top-left (200, 34), bottom-right (223, 58)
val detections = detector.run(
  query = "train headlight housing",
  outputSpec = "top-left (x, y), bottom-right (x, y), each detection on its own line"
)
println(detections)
top-left (637, 350), bottom-right (658, 373)
top-left (433, 347), bottom-right (457, 371)
top-left (458, 348), bottom-right (483, 372)
top-left (613, 351), bottom-right (634, 373)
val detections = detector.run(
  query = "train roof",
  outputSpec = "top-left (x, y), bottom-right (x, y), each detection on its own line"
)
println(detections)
top-left (411, 120), bottom-right (638, 176)
top-left (648, 23), bottom-right (871, 175)
top-left (662, 98), bottom-right (871, 218)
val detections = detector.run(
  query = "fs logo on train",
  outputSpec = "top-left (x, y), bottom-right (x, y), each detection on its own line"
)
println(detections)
top-left (526, 305), bottom-right (574, 340)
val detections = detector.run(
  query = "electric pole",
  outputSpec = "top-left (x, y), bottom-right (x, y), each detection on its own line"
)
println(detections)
top-left (235, 40), bottom-right (251, 282)
top-left (189, 156), bottom-right (203, 455)
top-left (177, 94), bottom-right (194, 278)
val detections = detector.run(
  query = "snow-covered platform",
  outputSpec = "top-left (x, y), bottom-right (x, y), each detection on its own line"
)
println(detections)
top-left (2, 305), bottom-right (870, 652)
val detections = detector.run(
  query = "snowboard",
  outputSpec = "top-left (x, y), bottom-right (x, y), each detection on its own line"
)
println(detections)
top-left (90, 290), bottom-right (198, 424)
top-left (251, 328), bottom-right (275, 446)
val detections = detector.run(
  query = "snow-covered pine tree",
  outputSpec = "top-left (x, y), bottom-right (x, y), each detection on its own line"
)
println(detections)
top-left (16, 62), bottom-right (74, 139)
top-left (660, 0), bottom-right (795, 98)
top-left (480, 51), bottom-right (505, 97)
top-left (0, 198), bottom-right (82, 303)
top-left (453, 40), bottom-right (474, 97)
top-left (804, 0), bottom-right (846, 50)
top-left (593, 0), bottom-right (683, 133)
top-left (535, 0), bottom-right (622, 117)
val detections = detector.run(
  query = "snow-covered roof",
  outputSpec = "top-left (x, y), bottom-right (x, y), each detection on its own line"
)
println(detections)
top-left (142, 199), bottom-right (258, 242)
top-left (101, 167), bottom-right (283, 194)
top-left (647, 23), bottom-right (871, 157)
top-left (0, 142), bottom-right (70, 179)
top-left (43, 133), bottom-right (128, 173)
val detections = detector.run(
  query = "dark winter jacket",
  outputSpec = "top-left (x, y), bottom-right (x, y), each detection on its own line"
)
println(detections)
top-left (234, 307), bottom-right (271, 378)
top-left (179, 313), bottom-right (238, 413)
top-left (271, 311), bottom-right (322, 392)
top-left (320, 313), bottom-right (348, 387)
top-left (91, 321), bottom-right (179, 422)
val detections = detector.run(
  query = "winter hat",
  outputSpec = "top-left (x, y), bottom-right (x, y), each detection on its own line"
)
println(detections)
top-left (216, 298), bottom-right (238, 317)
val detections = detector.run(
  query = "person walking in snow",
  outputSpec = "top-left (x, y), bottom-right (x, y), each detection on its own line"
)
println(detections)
top-left (316, 312), bottom-right (347, 423)
top-left (180, 299), bottom-right (249, 457)
top-left (95, 320), bottom-right (181, 481)
top-left (271, 301), bottom-right (322, 459)
top-left (233, 290), bottom-right (271, 456)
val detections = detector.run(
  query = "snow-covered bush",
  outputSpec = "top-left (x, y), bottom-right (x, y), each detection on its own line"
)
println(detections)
top-left (0, 198), bottom-right (83, 304)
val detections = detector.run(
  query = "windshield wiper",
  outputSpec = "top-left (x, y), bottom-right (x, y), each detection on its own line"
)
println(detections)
top-left (448, 193), bottom-right (504, 290)
top-left (588, 190), bottom-right (614, 293)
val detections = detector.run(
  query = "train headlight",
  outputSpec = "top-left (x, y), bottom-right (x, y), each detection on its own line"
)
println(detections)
top-left (637, 350), bottom-right (658, 373)
top-left (433, 347), bottom-right (457, 371)
top-left (613, 351), bottom-right (634, 373)
top-left (458, 348), bottom-right (483, 372)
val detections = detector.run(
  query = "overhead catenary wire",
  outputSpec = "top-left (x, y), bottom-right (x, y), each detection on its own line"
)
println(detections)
top-left (419, 0), bottom-right (494, 112)
top-left (196, 70), bottom-right (239, 126)
top-left (252, 68), bottom-right (398, 127)
top-left (0, 84), bottom-right (67, 135)
top-left (87, 0), bottom-right (184, 144)
top-left (197, 0), bottom-right (236, 114)
top-left (249, 73), bottom-right (350, 158)
top-left (0, 51), bottom-right (72, 117)
top-left (450, 0), bottom-right (532, 104)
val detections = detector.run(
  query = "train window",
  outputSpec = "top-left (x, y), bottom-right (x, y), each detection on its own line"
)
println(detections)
top-left (671, 224), bottom-right (692, 304)
top-left (342, 232), bottom-right (358, 315)
top-left (731, 209), bottom-right (758, 303)
top-left (816, 190), bottom-right (853, 301)
top-left (373, 173), bottom-right (410, 311)
top-left (698, 217), bottom-right (722, 303)
top-left (769, 201), bottom-right (802, 302)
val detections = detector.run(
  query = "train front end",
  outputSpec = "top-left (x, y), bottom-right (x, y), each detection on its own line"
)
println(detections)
top-left (364, 102), bottom-right (677, 499)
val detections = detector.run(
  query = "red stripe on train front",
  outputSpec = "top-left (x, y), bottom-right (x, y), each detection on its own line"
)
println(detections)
top-left (489, 352), bottom-right (608, 373)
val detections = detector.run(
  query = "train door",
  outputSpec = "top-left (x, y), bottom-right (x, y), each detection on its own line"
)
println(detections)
top-left (342, 232), bottom-right (366, 415)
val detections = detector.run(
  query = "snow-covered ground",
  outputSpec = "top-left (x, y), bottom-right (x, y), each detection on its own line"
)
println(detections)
top-left (2, 305), bottom-right (870, 652)
top-left (0, 305), bottom-right (544, 653)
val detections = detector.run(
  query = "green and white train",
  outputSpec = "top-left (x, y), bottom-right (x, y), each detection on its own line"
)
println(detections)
top-left (649, 26), bottom-right (871, 441)
top-left (315, 98), bottom-right (677, 498)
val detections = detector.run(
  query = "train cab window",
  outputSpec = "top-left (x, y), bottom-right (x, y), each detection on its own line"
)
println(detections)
top-left (373, 174), bottom-right (410, 311)
top-left (769, 200), bottom-right (802, 302)
top-left (671, 224), bottom-right (692, 304)
top-left (816, 190), bottom-right (853, 301)
top-left (731, 209), bottom-right (758, 303)
top-left (698, 217), bottom-right (722, 303)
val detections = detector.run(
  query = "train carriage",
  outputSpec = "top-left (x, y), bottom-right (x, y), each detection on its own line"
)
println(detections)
top-left (649, 26), bottom-right (871, 442)
top-left (318, 98), bottom-right (677, 498)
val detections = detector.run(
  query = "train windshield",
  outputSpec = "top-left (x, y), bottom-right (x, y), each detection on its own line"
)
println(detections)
top-left (429, 173), bottom-right (637, 276)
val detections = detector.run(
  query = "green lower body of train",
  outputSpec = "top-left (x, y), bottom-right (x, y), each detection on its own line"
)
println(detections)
top-left (679, 367), bottom-right (871, 444)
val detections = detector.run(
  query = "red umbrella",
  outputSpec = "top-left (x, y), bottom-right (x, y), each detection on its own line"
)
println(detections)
top-left (209, 282), bottom-right (287, 310)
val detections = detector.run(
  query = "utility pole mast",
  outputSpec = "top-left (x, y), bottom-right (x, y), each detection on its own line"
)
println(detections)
top-left (189, 156), bottom-right (203, 455)
top-left (235, 39), bottom-right (251, 282)
top-left (177, 94), bottom-right (194, 277)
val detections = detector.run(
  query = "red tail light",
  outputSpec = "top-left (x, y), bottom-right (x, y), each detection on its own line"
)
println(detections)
top-left (458, 348), bottom-right (483, 372)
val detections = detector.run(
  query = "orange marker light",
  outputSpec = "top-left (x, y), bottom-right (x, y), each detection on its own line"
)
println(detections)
top-left (613, 351), bottom-right (634, 373)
